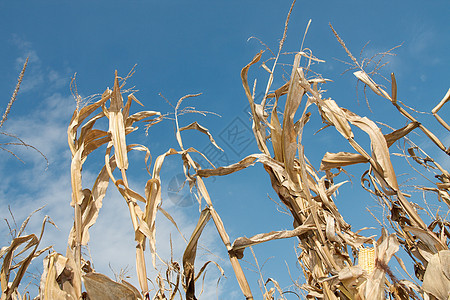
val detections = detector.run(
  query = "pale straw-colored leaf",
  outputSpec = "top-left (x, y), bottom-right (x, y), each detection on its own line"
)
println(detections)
top-left (353, 70), bottom-right (383, 97)
top-left (40, 252), bottom-right (75, 300)
top-left (70, 144), bottom-right (84, 207)
top-left (109, 71), bottom-right (128, 170)
top-left (282, 54), bottom-right (304, 186)
top-left (241, 50), bottom-right (270, 154)
top-left (422, 250), bottom-right (450, 300)
top-left (362, 229), bottom-right (399, 299)
top-left (432, 88), bottom-right (450, 131)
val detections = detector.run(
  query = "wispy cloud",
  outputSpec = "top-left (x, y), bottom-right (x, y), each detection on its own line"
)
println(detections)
top-left (11, 34), bottom-right (69, 93)
top-left (407, 23), bottom-right (442, 66)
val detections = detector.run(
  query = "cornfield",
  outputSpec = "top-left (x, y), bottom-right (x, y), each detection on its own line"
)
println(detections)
top-left (1, 3), bottom-right (449, 300)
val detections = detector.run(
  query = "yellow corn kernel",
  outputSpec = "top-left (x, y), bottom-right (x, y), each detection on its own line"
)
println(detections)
top-left (358, 247), bottom-right (375, 274)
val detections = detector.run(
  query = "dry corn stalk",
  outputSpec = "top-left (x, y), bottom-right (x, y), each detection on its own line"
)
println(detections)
top-left (58, 70), bottom-right (164, 299)
top-left (196, 22), bottom-right (450, 299)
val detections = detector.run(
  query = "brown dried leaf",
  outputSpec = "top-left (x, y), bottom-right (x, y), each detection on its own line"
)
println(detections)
top-left (183, 208), bottom-right (211, 299)
top-left (1, 234), bottom-right (37, 293)
top-left (422, 250), bottom-right (450, 300)
top-left (384, 122), bottom-right (419, 148)
top-left (125, 110), bottom-right (161, 128)
top-left (180, 121), bottom-right (223, 151)
top-left (320, 152), bottom-right (368, 171)
top-left (83, 272), bottom-right (139, 300)
top-left (231, 220), bottom-right (315, 259)
top-left (320, 99), bottom-right (354, 140)
top-left (404, 226), bottom-right (446, 255)
top-left (68, 89), bottom-right (111, 155)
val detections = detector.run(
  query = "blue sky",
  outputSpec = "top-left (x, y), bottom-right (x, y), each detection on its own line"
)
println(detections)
top-left (1, 1), bottom-right (449, 298)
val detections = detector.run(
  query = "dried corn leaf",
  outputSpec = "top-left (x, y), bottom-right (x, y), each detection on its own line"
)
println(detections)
top-left (40, 253), bottom-right (74, 300)
top-left (207, 204), bottom-right (253, 298)
top-left (270, 96), bottom-right (284, 162)
top-left (82, 119), bottom-right (142, 159)
top-left (39, 248), bottom-right (82, 300)
top-left (65, 247), bottom-right (82, 298)
top-left (109, 72), bottom-right (128, 170)
top-left (183, 208), bottom-right (211, 300)
top-left (384, 122), bottom-right (419, 148)
top-left (180, 121), bottom-right (223, 151)
top-left (422, 250), bottom-right (450, 300)
top-left (197, 153), bottom-right (285, 180)
top-left (79, 160), bottom-right (115, 245)
top-left (83, 272), bottom-right (139, 300)
top-left (157, 206), bottom-right (186, 243)
top-left (121, 280), bottom-right (143, 300)
top-left (1, 215), bottom-right (52, 299)
top-left (174, 93), bottom-right (202, 150)
top-left (125, 110), bottom-right (161, 128)
top-left (264, 278), bottom-right (286, 300)
top-left (231, 221), bottom-right (316, 259)
top-left (116, 180), bottom-right (147, 204)
top-left (135, 244), bottom-right (148, 295)
top-left (344, 110), bottom-right (398, 189)
top-left (68, 89), bottom-right (111, 155)
top-left (338, 265), bottom-right (365, 297)
top-left (282, 54), bottom-right (304, 186)
top-left (432, 88), bottom-right (450, 131)
top-left (77, 113), bottom-right (106, 148)
top-left (194, 260), bottom-right (224, 283)
top-left (123, 94), bottom-right (145, 121)
top-left (70, 144), bottom-right (84, 207)
top-left (1, 235), bottom-right (37, 293)
top-left (320, 99), bottom-right (354, 140)
top-left (404, 226), bottom-right (446, 254)
top-left (320, 152), bottom-right (368, 171)
top-left (362, 229), bottom-right (399, 299)
top-left (353, 70), bottom-right (383, 97)
top-left (241, 50), bottom-right (270, 154)
top-left (144, 148), bottom-right (178, 266)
